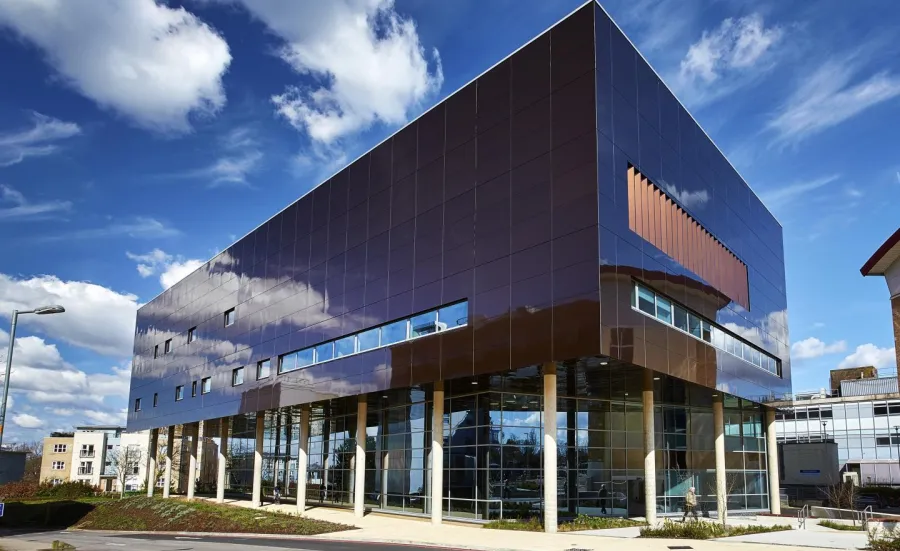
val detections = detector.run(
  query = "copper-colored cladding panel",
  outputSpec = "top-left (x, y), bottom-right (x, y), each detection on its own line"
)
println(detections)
top-left (647, 183), bottom-right (657, 249)
top-left (660, 193), bottom-right (669, 253)
top-left (643, 177), bottom-right (651, 241)
top-left (627, 167), bottom-right (636, 232)
top-left (625, 168), bottom-right (749, 309)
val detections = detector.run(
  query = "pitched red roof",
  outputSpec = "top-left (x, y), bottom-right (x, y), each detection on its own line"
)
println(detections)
top-left (861, 228), bottom-right (900, 276)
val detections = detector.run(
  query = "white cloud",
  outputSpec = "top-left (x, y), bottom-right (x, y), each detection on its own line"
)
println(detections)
top-left (0, 112), bottom-right (81, 167)
top-left (760, 174), bottom-right (840, 210)
top-left (0, 274), bottom-right (139, 357)
top-left (0, 0), bottom-right (231, 133)
top-left (675, 14), bottom-right (783, 106)
top-left (12, 413), bottom-right (43, 429)
top-left (232, 0), bottom-right (442, 145)
top-left (838, 344), bottom-right (897, 370)
top-left (0, 328), bottom-right (130, 411)
top-left (812, 322), bottom-right (826, 329)
top-left (177, 127), bottom-right (263, 186)
top-left (0, 184), bottom-right (72, 222)
top-left (662, 183), bottom-right (709, 209)
top-left (791, 337), bottom-right (847, 360)
top-left (38, 217), bottom-right (179, 241)
top-left (604, 0), bottom-right (698, 54)
top-left (127, 249), bottom-right (204, 289)
top-left (82, 409), bottom-right (127, 425)
top-left (768, 56), bottom-right (900, 146)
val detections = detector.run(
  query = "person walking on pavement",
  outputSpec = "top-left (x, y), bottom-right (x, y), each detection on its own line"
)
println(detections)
top-left (273, 484), bottom-right (281, 505)
top-left (682, 486), bottom-right (698, 521)
top-left (599, 484), bottom-right (609, 515)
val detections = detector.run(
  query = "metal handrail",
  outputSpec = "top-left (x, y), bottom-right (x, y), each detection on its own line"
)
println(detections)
top-left (857, 505), bottom-right (874, 530)
top-left (798, 504), bottom-right (810, 530)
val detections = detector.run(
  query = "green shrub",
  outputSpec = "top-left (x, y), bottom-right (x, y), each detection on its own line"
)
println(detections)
top-left (640, 520), bottom-right (791, 539)
top-left (726, 524), bottom-right (793, 536)
top-left (0, 481), bottom-right (99, 500)
top-left (819, 519), bottom-right (863, 531)
top-left (642, 519), bottom-right (729, 539)
top-left (560, 514), bottom-right (646, 531)
top-left (483, 517), bottom-right (543, 531)
top-left (869, 529), bottom-right (900, 551)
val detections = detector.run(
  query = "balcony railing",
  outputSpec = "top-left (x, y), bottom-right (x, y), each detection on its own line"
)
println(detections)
top-left (78, 468), bottom-right (93, 475)
top-left (80, 451), bottom-right (95, 458)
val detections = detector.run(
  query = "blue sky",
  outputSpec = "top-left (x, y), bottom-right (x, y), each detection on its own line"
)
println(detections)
top-left (0, 0), bottom-right (898, 441)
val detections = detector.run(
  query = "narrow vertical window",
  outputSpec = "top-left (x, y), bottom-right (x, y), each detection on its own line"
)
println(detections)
top-left (224, 308), bottom-right (235, 327)
top-left (257, 359), bottom-right (271, 380)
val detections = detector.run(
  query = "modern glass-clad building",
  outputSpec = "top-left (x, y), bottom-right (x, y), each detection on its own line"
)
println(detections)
top-left (126, 1), bottom-right (791, 529)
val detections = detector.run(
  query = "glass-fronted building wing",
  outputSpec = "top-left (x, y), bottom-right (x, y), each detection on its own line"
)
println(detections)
top-left (127, 1), bottom-right (790, 526)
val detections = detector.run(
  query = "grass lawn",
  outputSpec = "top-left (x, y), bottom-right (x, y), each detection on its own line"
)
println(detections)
top-left (819, 519), bottom-right (864, 531)
top-left (1, 497), bottom-right (354, 536)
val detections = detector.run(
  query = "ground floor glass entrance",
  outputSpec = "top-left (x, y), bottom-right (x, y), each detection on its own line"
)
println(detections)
top-left (221, 360), bottom-right (770, 521)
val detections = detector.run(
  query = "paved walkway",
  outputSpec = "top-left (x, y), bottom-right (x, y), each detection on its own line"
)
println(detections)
top-left (722, 530), bottom-right (867, 550)
top-left (196, 497), bottom-right (863, 551)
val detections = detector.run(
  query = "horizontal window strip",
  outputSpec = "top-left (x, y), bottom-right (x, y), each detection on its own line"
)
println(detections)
top-left (628, 166), bottom-right (750, 310)
top-left (279, 300), bottom-right (468, 375)
top-left (632, 282), bottom-right (780, 377)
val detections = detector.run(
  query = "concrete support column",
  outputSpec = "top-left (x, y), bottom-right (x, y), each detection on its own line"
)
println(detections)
top-left (298, 405), bottom-right (310, 513)
top-left (163, 425), bottom-right (175, 498)
top-left (146, 428), bottom-right (158, 497)
top-left (252, 411), bottom-right (265, 507)
top-left (283, 412), bottom-right (292, 495)
top-left (187, 422), bottom-right (199, 500)
top-left (766, 408), bottom-right (782, 515)
top-left (354, 396), bottom-right (367, 518)
top-left (431, 382), bottom-right (445, 525)
top-left (713, 394), bottom-right (726, 523)
top-left (217, 417), bottom-right (230, 504)
top-left (543, 363), bottom-right (558, 533)
top-left (643, 370), bottom-right (657, 525)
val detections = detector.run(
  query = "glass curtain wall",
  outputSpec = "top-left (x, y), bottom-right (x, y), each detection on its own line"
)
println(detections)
top-left (224, 360), bottom-right (768, 520)
top-left (364, 387), bottom-right (432, 514)
top-left (226, 414), bottom-right (257, 494)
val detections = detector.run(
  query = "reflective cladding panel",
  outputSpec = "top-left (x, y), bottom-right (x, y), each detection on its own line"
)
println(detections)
top-left (127, 3), bottom-right (601, 432)
top-left (594, 2), bottom-right (790, 403)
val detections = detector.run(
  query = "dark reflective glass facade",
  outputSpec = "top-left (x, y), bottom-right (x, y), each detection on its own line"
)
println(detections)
top-left (128, 3), bottom-right (789, 518)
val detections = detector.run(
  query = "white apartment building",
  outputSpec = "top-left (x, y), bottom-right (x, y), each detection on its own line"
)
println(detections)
top-left (71, 425), bottom-right (152, 492)
top-left (119, 431), bottom-right (152, 492)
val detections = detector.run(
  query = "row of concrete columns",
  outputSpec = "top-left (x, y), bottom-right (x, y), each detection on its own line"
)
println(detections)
top-left (147, 370), bottom-right (782, 530)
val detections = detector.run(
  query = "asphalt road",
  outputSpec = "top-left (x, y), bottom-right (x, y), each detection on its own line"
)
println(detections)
top-left (1, 530), bottom-right (463, 551)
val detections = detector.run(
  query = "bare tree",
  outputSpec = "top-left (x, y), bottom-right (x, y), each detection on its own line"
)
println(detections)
top-left (822, 482), bottom-right (860, 525)
top-left (153, 435), bottom-right (184, 493)
top-left (707, 472), bottom-right (742, 525)
top-left (8, 441), bottom-right (42, 482)
top-left (108, 444), bottom-right (143, 499)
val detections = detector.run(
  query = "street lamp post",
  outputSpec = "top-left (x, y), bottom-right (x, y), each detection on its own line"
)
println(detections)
top-left (0, 305), bottom-right (66, 452)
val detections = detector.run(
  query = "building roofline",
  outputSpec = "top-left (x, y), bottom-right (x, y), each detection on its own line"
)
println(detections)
top-left (861, 227), bottom-right (900, 276)
top-left (139, 0), bottom-right (780, 311)
top-left (74, 425), bottom-right (124, 431)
